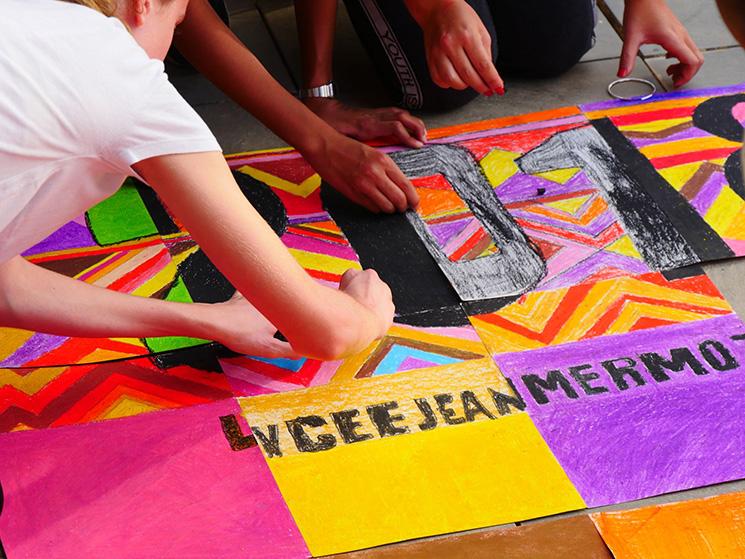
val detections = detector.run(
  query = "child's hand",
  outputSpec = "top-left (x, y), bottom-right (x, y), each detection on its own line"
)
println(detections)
top-left (339, 269), bottom-right (395, 337)
top-left (303, 98), bottom-right (427, 149)
top-left (620, 0), bottom-right (704, 87)
top-left (305, 132), bottom-right (420, 214)
top-left (406, 0), bottom-right (503, 95)
top-left (209, 292), bottom-right (300, 358)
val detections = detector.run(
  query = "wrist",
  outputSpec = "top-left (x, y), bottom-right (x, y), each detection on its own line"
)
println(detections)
top-left (302, 69), bottom-right (335, 90)
top-left (405, 0), bottom-right (458, 24)
top-left (298, 81), bottom-right (336, 100)
top-left (295, 124), bottom-right (344, 163)
top-left (177, 302), bottom-right (217, 342)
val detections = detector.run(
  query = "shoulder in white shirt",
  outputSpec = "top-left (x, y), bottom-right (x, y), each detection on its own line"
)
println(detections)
top-left (0, 0), bottom-right (221, 263)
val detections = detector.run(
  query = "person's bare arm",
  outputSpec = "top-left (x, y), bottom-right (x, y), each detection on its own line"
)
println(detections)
top-left (0, 256), bottom-right (297, 357)
top-left (716, 0), bottom-right (745, 47)
top-left (295, 0), bottom-right (337, 90)
top-left (173, 0), bottom-right (418, 213)
top-left (133, 151), bottom-right (395, 359)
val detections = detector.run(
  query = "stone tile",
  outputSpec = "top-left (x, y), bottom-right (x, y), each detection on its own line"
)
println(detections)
top-left (230, 9), bottom-right (295, 92)
top-left (604, 0), bottom-right (738, 55)
top-left (581, 6), bottom-right (624, 62)
top-left (256, 1), bottom-right (300, 81)
top-left (646, 45), bottom-right (745, 90)
top-left (703, 258), bottom-right (745, 321)
top-left (418, 57), bottom-right (661, 130)
top-left (223, 0), bottom-right (256, 15)
top-left (168, 67), bottom-right (230, 108)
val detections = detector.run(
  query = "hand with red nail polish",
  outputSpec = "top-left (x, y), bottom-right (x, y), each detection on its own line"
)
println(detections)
top-left (618, 0), bottom-right (703, 87)
top-left (405, 0), bottom-right (505, 97)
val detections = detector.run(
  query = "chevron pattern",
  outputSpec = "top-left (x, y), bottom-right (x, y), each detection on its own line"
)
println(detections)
top-left (3, 86), bottom-right (745, 559)
top-left (235, 153), bottom-right (321, 197)
top-left (412, 174), bottom-right (499, 262)
top-left (480, 147), bottom-right (651, 289)
top-left (469, 271), bottom-right (733, 355)
top-left (0, 356), bottom-right (234, 432)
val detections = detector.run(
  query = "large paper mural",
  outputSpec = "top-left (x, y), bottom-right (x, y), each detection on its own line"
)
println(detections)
top-left (3, 84), bottom-right (745, 557)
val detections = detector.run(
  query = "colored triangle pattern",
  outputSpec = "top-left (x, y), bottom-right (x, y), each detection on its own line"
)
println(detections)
top-left (218, 320), bottom-right (489, 396)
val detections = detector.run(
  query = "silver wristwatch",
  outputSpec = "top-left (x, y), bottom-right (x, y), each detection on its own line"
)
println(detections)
top-left (299, 82), bottom-right (335, 99)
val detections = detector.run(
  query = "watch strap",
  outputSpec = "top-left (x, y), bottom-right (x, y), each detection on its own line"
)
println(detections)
top-left (299, 82), bottom-right (335, 99)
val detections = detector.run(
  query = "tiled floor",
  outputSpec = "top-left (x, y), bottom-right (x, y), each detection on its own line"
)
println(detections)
top-left (169, 0), bottom-right (745, 543)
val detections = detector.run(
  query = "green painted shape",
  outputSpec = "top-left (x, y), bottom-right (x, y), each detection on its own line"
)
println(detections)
top-left (145, 275), bottom-right (209, 353)
top-left (86, 180), bottom-right (158, 245)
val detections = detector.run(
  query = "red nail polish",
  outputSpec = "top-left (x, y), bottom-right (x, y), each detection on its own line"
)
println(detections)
top-left (495, 86), bottom-right (505, 96)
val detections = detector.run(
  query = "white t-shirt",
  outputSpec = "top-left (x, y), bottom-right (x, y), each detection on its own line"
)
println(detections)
top-left (0, 0), bottom-right (221, 263)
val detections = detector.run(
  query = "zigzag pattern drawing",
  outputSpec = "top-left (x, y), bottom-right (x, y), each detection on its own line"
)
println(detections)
top-left (469, 271), bottom-right (733, 355)
top-left (0, 241), bottom-right (183, 368)
top-left (0, 162), bottom-right (360, 368)
top-left (0, 357), bottom-right (234, 432)
top-left (480, 147), bottom-right (651, 290)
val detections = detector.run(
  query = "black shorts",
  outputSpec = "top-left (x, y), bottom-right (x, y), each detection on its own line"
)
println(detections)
top-left (343, 0), bottom-right (597, 111)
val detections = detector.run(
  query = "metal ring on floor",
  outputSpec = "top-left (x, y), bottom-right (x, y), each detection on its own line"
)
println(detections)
top-left (607, 77), bottom-right (657, 101)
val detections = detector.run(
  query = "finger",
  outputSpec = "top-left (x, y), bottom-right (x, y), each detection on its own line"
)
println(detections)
top-left (343, 186), bottom-right (381, 213)
top-left (367, 109), bottom-right (426, 145)
top-left (340, 268), bottom-right (361, 289)
top-left (384, 161), bottom-right (419, 209)
top-left (666, 62), bottom-right (689, 86)
top-left (355, 118), bottom-right (421, 148)
top-left (662, 36), bottom-right (699, 86)
top-left (689, 37), bottom-right (705, 64)
top-left (368, 172), bottom-right (408, 213)
top-left (436, 55), bottom-right (468, 90)
top-left (448, 46), bottom-right (491, 95)
top-left (684, 33), bottom-right (705, 71)
top-left (363, 181), bottom-right (398, 213)
top-left (382, 120), bottom-right (424, 149)
top-left (355, 192), bottom-right (382, 213)
top-left (427, 52), bottom-right (445, 89)
top-left (618, 33), bottom-right (642, 78)
top-left (395, 111), bottom-right (428, 144)
top-left (262, 338), bottom-right (302, 359)
top-left (465, 38), bottom-right (503, 93)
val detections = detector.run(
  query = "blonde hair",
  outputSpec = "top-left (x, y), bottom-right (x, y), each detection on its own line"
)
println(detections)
top-left (61, 0), bottom-right (118, 16)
